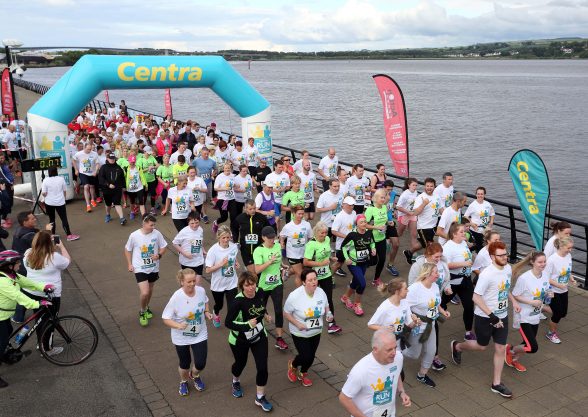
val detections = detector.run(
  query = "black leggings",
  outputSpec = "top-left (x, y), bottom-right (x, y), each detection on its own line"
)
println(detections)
top-left (262, 285), bottom-right (284, 328)
top-left (470, 229), bottom-right (485, 253)
top-left (318, 278), bottom-right (334, 316)
top-left (216, 199), bottom-right (239, 228)
top-left (373, 239), bottom-right (387, 280)
top-left (519, 323), bottom-right (539, 354)
top-left (211, 288), bottom-right (238, 316)
top-left (145, 180), bottom-right (158, 206)
top-left (45, 204), bottom-right (72, 236)
top-left (0, 319), bottom-right (12, 363)
top-left (175, 340), bottom-right (207, 370)
top-left (231, 201), bottom-right (244, 242)
top-left (550, 292), bottom-right (568, 324)
top-left (173, 218), bottom-right (188, 232)
top-left (230, 337), bottom-right (269, 386)
top-left (292, 334), bottom-right (321, 373)
top-left (442, 276), bottom-right (474, 332)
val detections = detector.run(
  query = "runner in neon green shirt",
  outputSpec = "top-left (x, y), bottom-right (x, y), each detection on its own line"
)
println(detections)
top-left (365, 189), bottom-right (389, 287)
top-left (281, 175), bottom-right (305, 223)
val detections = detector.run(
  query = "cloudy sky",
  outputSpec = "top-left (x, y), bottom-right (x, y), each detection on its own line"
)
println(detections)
top-left (2, 0), bottom-right (587, 52)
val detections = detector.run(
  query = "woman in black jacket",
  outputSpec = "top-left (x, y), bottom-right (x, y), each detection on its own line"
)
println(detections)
top-left (98, 152), bottom-right (127, 225)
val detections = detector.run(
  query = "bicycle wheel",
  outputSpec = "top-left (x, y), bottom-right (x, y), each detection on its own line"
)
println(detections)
top-left (40, 315), bottom-right (99, 366)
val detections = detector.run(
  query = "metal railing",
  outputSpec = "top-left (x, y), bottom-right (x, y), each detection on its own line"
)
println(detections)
top-left (15, 78), bottom-right (587, 287)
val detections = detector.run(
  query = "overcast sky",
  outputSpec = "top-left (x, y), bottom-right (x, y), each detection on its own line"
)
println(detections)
top-left (2, 0), bottom-right (587, 52)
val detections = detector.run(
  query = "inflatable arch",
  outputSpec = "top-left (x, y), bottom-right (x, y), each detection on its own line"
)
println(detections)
top-left (27, 55), bottom-right (271, 199)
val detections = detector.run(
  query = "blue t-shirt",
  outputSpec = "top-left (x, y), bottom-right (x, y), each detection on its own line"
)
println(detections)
top-left (192, 157), bottom-right (217, 184)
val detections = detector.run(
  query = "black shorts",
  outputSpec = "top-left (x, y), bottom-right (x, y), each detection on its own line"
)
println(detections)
top-left (386, 224), bottom-right (398, 238)
top-left (10, 150), bottom-right (26, 161)
top-left (79, 173), bottom-right (97, 186)
top-left (288, 258), bottom-right (303, 266)
top-left (550, 291), bottom-right (568, 323)
top-left (304, 202), bottom-right (315, 213)
top-left (336, 249), bottom-right (345, 263)
top-left (240, 246), bottom-right (256, 266)
top-left (180, 264), bottom-right (204, 275)
top-left (354, 205), bottom-right (365, 214)
top-left (417, 228), bottom-right (436, 247)
top-left (103, 189), bottom-right (123, 206)
top-left (127, 190), bottom-right (145, 204)
top-left (135, 272), bottom-right (159, 283)
top-left (474, 314), bottom-right (509, 346)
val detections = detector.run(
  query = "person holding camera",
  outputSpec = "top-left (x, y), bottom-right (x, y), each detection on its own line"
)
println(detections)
top-left (42, 167), bottom-right (79, 241)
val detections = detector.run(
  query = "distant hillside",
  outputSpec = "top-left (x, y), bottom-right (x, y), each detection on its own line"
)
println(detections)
top-left (17, 38), bottom-right (588, 67)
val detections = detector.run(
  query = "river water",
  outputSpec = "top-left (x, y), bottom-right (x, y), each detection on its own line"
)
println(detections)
top-left (20, 60), bottom-right (588, 221)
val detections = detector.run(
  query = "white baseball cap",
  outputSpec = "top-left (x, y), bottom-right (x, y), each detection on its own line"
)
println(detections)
top-left (343, 196), bottom-right (356, 205)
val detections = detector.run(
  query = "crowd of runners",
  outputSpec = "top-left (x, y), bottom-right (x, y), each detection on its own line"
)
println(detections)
top-left (13, 104), bottom-right (577, 415)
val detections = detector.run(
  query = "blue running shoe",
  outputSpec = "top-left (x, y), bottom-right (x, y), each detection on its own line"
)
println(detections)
top-left (192, 374), bottom-right (205, 391)
top-left (232, 381), bottom-right (243, 398)
top-left (178, 381), bottom-right (189, 396)
top-left (255, 396), bottom-right (273, 412)
top-left (130, 212), bottom-right (135, 221)
top-left (105, 214), bottom-right (111, 223)
top-left (386, 264), bottom-right (400, 276)
top-left (120, 217), bottom-right (127, 226)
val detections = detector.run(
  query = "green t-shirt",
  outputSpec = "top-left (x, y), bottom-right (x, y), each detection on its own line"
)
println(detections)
top-left (156, 164), bottom-right (174, 183)
top-left (365, 205), bottom-right (388, 242)
top-left (117, 157), bottom-right (129, 170)
top-left (138, 155), bottom-right (158, 183)
top-left (253, 242), bottom-right (282, 291)
top-left (172, 163), bottom-right (189, 184)
top-left (303, 237), bottom-right (332, 280)
top-left (282, 190), bottom-right (305, 208)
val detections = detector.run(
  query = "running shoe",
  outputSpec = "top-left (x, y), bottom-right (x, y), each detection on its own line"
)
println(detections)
top-left (328, 323), bottom-right (342, 334)
top-left (86, 205), bottom-right (92, 213)
top-left (512, 361), bottom-right (527, 372)
top-left (416, 373), bottom-right (436, 388)
top-left (451, 295), bottom-right (461, 305)
top-left (371, 278), bottom-right (382, 287)
top-left (4, 218), bottom-right (12, 227)
top-left (212, 314), bottom-right (221, 328)
top-left (287, 360), bottom-right (297, 383)
top-left (191, 374), bottom-right (205, 391)
top-left (232, 381), bottom-right (243, 398)
top-left (491, 383), bottom-right (512, 398)
top-left (298, 372), bottom-right (313, 387)
top-left (212, 220), bottom-right (219, 233)
top-left (464, 331), bottom-right (476, 341)
top-left (120, 217), bottom-right (127, 226)
top-left (155, 202), bottom-right (162, 210)
top-left (386, 264), bottom-right (400, 276)
top-left (150, 207), bottom-right (157, 215)
top-left (545, 331), bottom-right (561, 344)
top-left (335, 268), bottom-right (347, 277)
top-left (1, 220), bottom-right (10, 229)
top-left (145, 307), bottom-right (153, 319)
top-left (431, 359), bottom-right (447, 371)
top-left (202, 215), bottom-right (209, 224)
top-left (66, 234), bottom-right (80, 241)
top-left (130, 212), bottom-right (135, 221)
top-left (139, 311), bottom-right (148, 327)
top-left (255, 396), bottom-right (273, 412)
top-left (178, 381), bottom-right (189, 396)
top-left (353, 303), bottom-right (364, 316)
top-left (505, 344), bottom-right (514, 367)
top-left (450, 340), bottom-right (461, 365)
top-left (341, 296), bottom-right (354, 310)
top-left (403, 250), bottom-right (413, 265)
top-left (90, 199), bottom-right (97, 208)
top-left (95, 197), bottom-right (103, 203)
top-left (275, 337), bottom-right (289, 350)
top-left (46, 346), bottom-right (64, 356)
top-left (105, 214), bottom-right (112, 223)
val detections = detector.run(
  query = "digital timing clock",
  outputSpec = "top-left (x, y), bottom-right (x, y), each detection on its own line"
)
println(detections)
top-left (21, 157), bottom-right (62, 173)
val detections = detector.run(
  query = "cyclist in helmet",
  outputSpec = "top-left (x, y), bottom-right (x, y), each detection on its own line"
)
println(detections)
top-left (0, 250), bottom-right (54, 388)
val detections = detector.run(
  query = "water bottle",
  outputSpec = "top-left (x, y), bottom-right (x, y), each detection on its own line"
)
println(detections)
top-left (15, 325), bottom-right (30, 345)
top-left (326, 311), bottom-right (334, 323)
top-left (544, 286), bottom-right (553, 305)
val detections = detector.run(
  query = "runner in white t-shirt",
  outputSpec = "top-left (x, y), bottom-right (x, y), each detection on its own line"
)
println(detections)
top-left (403, 178), bottom-right (440, 264)
top-left (472, 230), bottom-right (501, 276)
top-left (433, 172), bottom-right (454, 212)
top-left (162, 269), bottom-right (212, 396)
top-left (279, 207), bottom-right (313, 285)
top-left (186, 166), bottom-right (207, 218)
top-left (543, 221), bottom-right (572, 259)
top-left (172, 213), bottom-right (205, 275)
top-left (73, 143), bottom-right (100, 211)
top-left (330, 196), bottom-right (356, 277)
top-left (451, 241), bottom-right (520, 399)
top-left (340, 329), bottom-right (411, 417)
top-left (124, 214), bottom-right (168, 327)
top-left (298, 160), bottom-right (317, 220)
top-left (316, 179), bottom-right (344, 228)
top-left (163, 175), bottom-right (195, 232)
top-left (396, 177), bottom-right (419, 252)
top-left (464, 187), bottom-right (495, 253)
top-left (346, 164), bottom-right (370, 214)
top-left (436, 192), bottom-right (465, 245)
top-left (264, 161), bottom-right (290, 229)
top-left (317, 148), bottom-right (338, 191)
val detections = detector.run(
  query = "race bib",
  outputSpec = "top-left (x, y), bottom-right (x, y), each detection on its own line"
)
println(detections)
top-left (222, 265), bottom-right (235, 278)
top-left (356, 249), bottom-right (369, 262)
top-left (265, 274), bottom-right (279, 285)
top-left (201, 173), bottom-right (210, 180)
top-left (244, 234), bottom-right (258, 245)
top-left (225, 189), bottom-right (234, 199)
top-left (355, 193), bottom-right (364, 203)
top-left (372, 388), bottom-right (393, 417)
top-left (305, 317), bottom-right (323, 330)
top-left (142, 257), bottom-right (155, 267)
top-left (292, 238), bottom-right (305, 248)
top-left (244, 321), bottom-right (264, 342)
top-left (176, 202), bottom-right (188, 213)
top-left (314, 266), bottom-right (329, 278)
top-left (193, 192), bottom-right (201, 203)
top-left (182, 322), bottom-right (202, 337)
top-left (190, 239), bottom-right (202, 254)
top-left (495, 299), bottom-right (508, 315)
top-left (392, 323), bottom-right (404, 335)
top-left (304, 191), bottom-right (312, 201)
top-left (426, 307), bottom-right (439, 320)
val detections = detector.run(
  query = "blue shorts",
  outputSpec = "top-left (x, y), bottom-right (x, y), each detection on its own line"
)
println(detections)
top-left (274, 203), bottom-right (282, 217)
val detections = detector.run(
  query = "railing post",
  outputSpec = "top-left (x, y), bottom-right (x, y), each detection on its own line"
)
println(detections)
top-left (508, 207), bottom-right (518, 263)
top-left (290, 149), bottom-right (297, 162)
top-left (585, 225), bottom-right (588, 289)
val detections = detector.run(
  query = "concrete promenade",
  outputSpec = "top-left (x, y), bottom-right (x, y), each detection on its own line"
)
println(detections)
top-left (5, 85), bottom-right (588, 417)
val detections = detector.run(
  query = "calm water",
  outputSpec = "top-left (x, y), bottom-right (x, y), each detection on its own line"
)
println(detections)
top-left (20, 60), bottom-right (588, 221)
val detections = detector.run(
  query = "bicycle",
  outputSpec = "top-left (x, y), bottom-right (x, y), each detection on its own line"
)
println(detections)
top-left (4, 289), bottom-right (99, 366)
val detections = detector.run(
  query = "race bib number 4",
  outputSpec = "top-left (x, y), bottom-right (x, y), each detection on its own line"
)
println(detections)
top-left (372, 388), bottom-right (393, 417)
top-left (182, 322), bottom-right (202, 337)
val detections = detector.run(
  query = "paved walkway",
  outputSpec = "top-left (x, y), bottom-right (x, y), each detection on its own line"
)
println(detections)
top-left (9, 85), bottom-right (588, 416)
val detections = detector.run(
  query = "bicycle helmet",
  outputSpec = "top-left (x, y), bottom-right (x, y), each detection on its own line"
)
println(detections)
top-left (0, 250), bottom-right (23, 267)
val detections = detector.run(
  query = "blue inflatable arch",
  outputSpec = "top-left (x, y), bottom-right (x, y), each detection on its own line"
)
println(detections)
top-left (27, 55), bottom-right (272, 199)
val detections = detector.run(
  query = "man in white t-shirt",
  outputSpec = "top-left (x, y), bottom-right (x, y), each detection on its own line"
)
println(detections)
top-left (298, 160), bottom-right (317, 220)
top-left (170, 142), bottom-right (193, 165)
top-left (316, 178), bottom-right (343, 230)
top-left (346, 163), bottom-right (371, 214)
top-left (124, 214), bottom-right (168, 327)
top-left (433, 172), bottom-right (454, 213)
top-left (340, 329), bottom-right (411, 417)
top-left (331, 196), bottom-right (356, 277)
top-left (317, 147), bottom-right (338, 191)
top-left (451, 241), bottom-right (520, 399)
top-left (73, 142), bottom-right (100, 212)
top-left (436, 191), bottom-right (466, 245)
top-left (264, 160), bottom-right (290, 229)
top-left (403, 177), bottom-right (441, 264)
